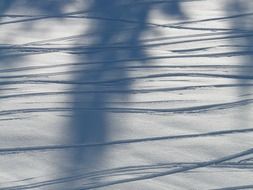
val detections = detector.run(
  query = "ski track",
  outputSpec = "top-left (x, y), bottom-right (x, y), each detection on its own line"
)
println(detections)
top-left (1, 148), bottom-right (253, 190)
top-left (0, 128), bottom-right (253, 155)
top-left (1, 0), bottom-right (253, 189)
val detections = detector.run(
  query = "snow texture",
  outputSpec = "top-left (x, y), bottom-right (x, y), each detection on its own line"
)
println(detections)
top-left (0, 0), bottom-right (253, 189)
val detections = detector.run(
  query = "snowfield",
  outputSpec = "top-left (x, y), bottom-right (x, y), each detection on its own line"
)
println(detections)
top-left (0, 0), bottom-right (253, 189)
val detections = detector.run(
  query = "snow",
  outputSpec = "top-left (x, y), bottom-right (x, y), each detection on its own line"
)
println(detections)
top-left (0, 0), bottom-right (253, 189)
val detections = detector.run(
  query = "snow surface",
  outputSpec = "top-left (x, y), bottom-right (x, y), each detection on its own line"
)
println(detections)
top-left (0, 0), bottom-right (253, 189)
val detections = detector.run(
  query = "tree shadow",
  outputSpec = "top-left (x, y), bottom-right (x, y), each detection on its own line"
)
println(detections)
top-left (1, 0), bottom-right (187, 188)
top-left (67, 0), bottom-right (186, 188)
top-left (225, 1), bottom-right (253, 128)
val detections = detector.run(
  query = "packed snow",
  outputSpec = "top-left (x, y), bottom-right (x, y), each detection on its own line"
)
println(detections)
top-left (0, 0), bottom-right (253, 189)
